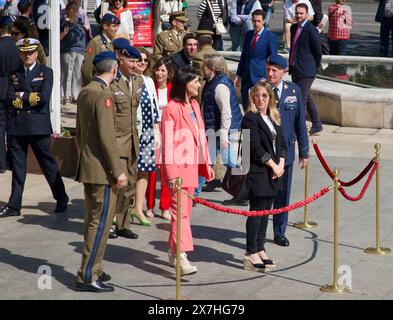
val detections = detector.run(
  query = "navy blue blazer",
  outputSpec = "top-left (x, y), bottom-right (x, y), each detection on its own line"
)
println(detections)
top-left (236, 28), bottom-right (277, 84)
top-left (7, 63), bottom-right (53, 136)
top-left (289, 21), bottom-right (322, 79)
top-left (277, 81), bottom-right (309, 166)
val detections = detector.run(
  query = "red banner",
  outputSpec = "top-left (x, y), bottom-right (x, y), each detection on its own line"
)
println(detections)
top-left (127, 0), bottom-right (153, 47)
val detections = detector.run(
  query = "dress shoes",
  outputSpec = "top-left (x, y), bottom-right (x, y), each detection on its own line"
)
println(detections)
top-left (310, 126), bottom-right (323, 136)
top-left (0, 168), bottom-right (6, 174)
top-left (75, 280), bottom-right (114, 293)
top-left (274, 235), bottom-right (290, 247)
top-left (0, 206), bottom-right (21, 218)
top-left (222, 197), bottom-right (248, 206)
top-left (201, 179), bottom-right (222, 192)
top-left (98, 272), bottom-right (111, 282)
top-left (243, 256), bottom-right (269, 272)
top-left (55, 195), bottom-right (69, 213)
top-left (116, 228), bottom-right (139, 239)
top-left (108, 227), bottom-right (118, 239)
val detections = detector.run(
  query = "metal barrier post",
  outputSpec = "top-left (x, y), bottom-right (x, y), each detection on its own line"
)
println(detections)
top-left (176, 177), bottom-right (183, 300)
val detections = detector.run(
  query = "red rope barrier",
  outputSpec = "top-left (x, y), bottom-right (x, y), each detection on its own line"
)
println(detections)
top-left (313, 143), bottom-right (376, 186)
top-left (192, 187), bottom-right (331, 217)
top-left (339, 162), bottom-right (378, 201)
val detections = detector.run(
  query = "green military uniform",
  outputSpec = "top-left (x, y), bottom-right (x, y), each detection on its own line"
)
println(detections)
top-left (153, 28), bottom-right (187, 61)
top-left (76, 77), bottom-right (123, 284)
top-left (110, 73), bottom-right (143, 231)
top-left (81, 33), bottom-right (114, 87)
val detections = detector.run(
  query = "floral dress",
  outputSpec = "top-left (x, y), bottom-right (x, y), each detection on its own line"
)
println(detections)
top-left (137, 83), bottom-right (160, 172)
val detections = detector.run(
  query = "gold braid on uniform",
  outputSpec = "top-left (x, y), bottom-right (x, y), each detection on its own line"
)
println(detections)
top-left (12, 97), bottom-right (23, 109)
top-left (29, 93), bottom-right (40, 106)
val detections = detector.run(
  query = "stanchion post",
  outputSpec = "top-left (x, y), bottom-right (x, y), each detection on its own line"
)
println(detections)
top-left (294, 126), bottom-right (318, 229)
top-left (364, 144), bottom-right (391, 255)
top-left (176, 177), bottom-right (183, 300)
top-left (321, 169), bottom-right (351, 293)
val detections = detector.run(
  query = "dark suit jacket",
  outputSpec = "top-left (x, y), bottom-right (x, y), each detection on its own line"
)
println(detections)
top-left (289, 21), bottom-right (322, 79)
top-left (375, 0), bottom-right (388, 22)
top-left (0, 36), bottom-right (22, 101)
top-left (171, 50), bottom-right (192, 70)
top-left (236, 28), bottom-right (277, 84)
top-left (242, 111), bottom-right (286, 197)
top-left (6, 63), bottom-right (53, 136)
top-left (277, 81), bottom-right (308, 166)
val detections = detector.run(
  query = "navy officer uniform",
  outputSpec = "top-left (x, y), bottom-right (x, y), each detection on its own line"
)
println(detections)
top-left (265, 54), bottom-right (308, 247)
top-left (0, 38), bottom-right (68, 218)
top-left (0, 16), bottom-right (23, 173)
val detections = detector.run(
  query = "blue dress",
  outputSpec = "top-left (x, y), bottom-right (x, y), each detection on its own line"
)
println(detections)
top-left (137, 83), bottom-right (160, 172)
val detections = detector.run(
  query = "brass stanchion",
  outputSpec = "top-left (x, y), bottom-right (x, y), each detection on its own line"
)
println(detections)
top-left (321, 169), bottom-right (351, 293)
top-left (175, 177), bottom-right (182, 300)
top-left (294, 126), bottom-right (317, 229)
top-left (364, 144), bottom-right (391, 255)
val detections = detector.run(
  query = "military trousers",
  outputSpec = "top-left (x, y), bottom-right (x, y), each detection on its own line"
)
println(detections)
top-left (77, 183), bottom-right (118, 284)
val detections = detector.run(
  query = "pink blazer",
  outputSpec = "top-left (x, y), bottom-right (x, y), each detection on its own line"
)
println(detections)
top-left (161, 98), bottom-right (212, 188)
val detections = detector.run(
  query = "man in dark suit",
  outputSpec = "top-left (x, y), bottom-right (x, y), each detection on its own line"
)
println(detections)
top-left (0, 16), bottom-right (22, 173)
top-left (171, 33), bottom-right (199, 71)
top-left (266, 54), bottom-right (309, 247)
top-left (375, 0), bottom-right (393, 57)
top-left (235, 9), bottom-right (277, 111)
top-left (289, 3), bottom-right (323, 136)
top-left (0, 38), bottom-right (68, 218)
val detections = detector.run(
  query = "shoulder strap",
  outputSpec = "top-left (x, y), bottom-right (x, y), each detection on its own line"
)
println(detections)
top-left (206, 0), bottom-right (218, 23)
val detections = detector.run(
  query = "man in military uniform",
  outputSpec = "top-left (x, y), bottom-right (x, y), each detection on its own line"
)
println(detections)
top-left (0, 38), bottom-right (68, 218)
top-left (266, 54), bottom-right (309, 247)
top-left (152, 11), bottom-right (189, 61)
top-left (81, 13), bottom-right (120, 87)
top-left (0, 16), bottom-right (22, 173)
top-left (108, 38), bottom-right (143, 240)
top-left (75, 51), bottom-right (128, 293)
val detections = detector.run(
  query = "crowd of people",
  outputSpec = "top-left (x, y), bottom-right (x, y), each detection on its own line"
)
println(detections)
top-left (0, 0), bottom-right (389, 293)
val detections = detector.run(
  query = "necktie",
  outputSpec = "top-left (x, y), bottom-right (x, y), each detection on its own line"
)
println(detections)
top-left (289, 24), bottom-right (302, 66)
top-left (251, 32), bottom-right (259, 50)
top-left (25, 68), bottom-right (30, 78)
top-left (273, 87), bottom-right (280, 104)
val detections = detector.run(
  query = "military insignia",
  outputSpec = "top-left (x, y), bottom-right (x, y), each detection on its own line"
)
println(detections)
top-left (39, 72), bottom-right (43, 77)
top-left (23, 38), bottom-right (30, 46)
top-left (292, 89), bottom-right (295, 94)
top-left (284, 96), bottom-right (297, 104)
top-left (11, 74), bottom-right (19, 84)
top-left (32, 77), bottom-right (44, 82)
top-left (104, 98), bottom-right (113, 109)
top-left (284, 83), bottom-right (289, 90)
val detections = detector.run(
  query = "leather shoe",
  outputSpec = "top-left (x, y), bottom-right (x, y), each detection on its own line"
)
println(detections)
top-left (75, 280), bottom-right (114, 293)
top-left (55, 195), bottom-right (69, 213)
top-left (274, 235), bottom-right (290, 247)
top-left (116, 228), bottom-right (138, 239)
top-left (310, 126), bottom-right (323, 136)
top-left (108, 227), bottom-right (118, 239)
top-left (0, 206), bottom-right (21, 218)
top-left (98, 272), bottom-right (111, 282)
top-left (202, 179), bottom-right (222, 192)
top-left (222, 197), bottom-right (248, 206)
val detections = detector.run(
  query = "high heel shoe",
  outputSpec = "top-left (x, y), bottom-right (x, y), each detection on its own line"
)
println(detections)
top-left (243, 256), bottom-right (269, 272)
top-left (161, 210), bottom-right (171, 221)
top-left (129, 209), bottom-right (151, 226)
top-left (257, 251), bottom-right (276, 268)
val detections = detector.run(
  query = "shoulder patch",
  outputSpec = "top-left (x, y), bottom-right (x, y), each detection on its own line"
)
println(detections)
top-left (104, 97), bottom-right (113, 109)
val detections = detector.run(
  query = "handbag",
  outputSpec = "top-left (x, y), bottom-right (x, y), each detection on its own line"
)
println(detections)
top-left (206, 0), bottom-right (227, 35)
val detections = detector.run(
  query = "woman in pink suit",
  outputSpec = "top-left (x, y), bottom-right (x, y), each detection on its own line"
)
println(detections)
top-left (161, 66), bottom-right (214, 276)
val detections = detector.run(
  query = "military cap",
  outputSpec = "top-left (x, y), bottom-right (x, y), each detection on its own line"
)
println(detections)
top-left (0, 16), bottom-right (13, 28)
top-left (93, 51), bottom-right (117, 65)
top-left (113, 39), bottom-right (141, 59)
top-left (16, 38), bottom-right (40, 52)
top-left (101, 13), bottom-right (121, 25)
top-left (267, 54), bottom-right (288, 69)
top-left (195, 30), bottom-right (214, 36)
top-left (169, 11), bottom-right (188, 22)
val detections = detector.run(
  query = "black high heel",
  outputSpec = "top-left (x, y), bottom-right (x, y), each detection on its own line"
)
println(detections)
top-left (243, 256), bottom-right (269, 272)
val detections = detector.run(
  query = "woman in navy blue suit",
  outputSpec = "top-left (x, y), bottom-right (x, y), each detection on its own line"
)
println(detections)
top-left (242, 81), bottom-right (286, 272)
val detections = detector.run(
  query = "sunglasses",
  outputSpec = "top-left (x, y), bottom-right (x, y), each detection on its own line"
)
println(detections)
top-left (138, 59), bottom-right (148, 63)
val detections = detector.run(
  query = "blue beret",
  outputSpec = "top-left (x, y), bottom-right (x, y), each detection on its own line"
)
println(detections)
top-left (0, 16), bottom-right (13, 28)
top-left (101, 13), bottom-right (121, 25)
top-left (267, 54), bottom-right (288, 69)
top-left (113, 39), bottom-right (141, 59)
top-left (93, 51), bottom-right (117, 65)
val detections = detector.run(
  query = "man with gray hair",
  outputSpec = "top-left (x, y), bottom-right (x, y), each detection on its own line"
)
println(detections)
top-left (195, 54), bottom-right (245, 205)
top-left (75, 51), bottom-right (128, 293)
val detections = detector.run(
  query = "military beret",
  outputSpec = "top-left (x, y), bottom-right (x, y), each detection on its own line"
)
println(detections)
top-left (195, 30), bottom-right (214, 36)
top-left (113, 38), bottom-right (141, 59)
top-left (267, 54), bottom-right (288, 69)
top-left (16, 38), bottom-right (40, 52)
top-left (0, 16), bottom-right (13, 28)
top-left (101, 13), bottom-right (121, 25)
top-left (93, 51), bottom-right (117, 65)
top-left (169, 11), bottom-right (188, 22)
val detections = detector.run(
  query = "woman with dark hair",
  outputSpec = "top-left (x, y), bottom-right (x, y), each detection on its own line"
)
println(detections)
top-left (161, 66), bottom-right (214, 276)
top-left (241, 81), bottom-right (286, 272)
top-left (145, 57), bottom-right (174, 220)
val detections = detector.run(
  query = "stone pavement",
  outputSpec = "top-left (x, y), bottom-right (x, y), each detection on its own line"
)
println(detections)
top-left (1, 124), bottom-right (393, 300)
